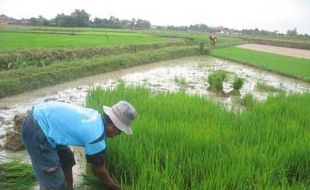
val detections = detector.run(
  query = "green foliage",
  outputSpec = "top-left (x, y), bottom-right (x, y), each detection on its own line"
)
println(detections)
top-left (0, 160), bottom-right (36, 190)
top-left (255, 82), bottom-right (285, 93)
top-left (55, 9), bottom-right (90, 27)
top-left (208, 70), bottom-right (227, 92)
top-left (85, 85), bottom-right (310, 189)
top-left (233, 77), bottom-right (244, 91)
top-left (210, 47), bottom-right (310, 81)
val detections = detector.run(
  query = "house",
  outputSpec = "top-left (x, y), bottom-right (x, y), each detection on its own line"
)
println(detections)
top-left (0, 14), bottom-right (17, 25)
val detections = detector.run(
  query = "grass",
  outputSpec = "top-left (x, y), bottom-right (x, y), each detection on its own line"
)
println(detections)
top-left (255, 81), bottom-right (285, 93)
top-left (0, 46), bottom-right (201, 97)
top-left (0, 41), bottom-right (188, 70)
top-left (84, 84), bottom-right (310, 189)
top-left (0, 160), bottom-right (36, 190)
top-left (210, 47), bottom-right (310, 81)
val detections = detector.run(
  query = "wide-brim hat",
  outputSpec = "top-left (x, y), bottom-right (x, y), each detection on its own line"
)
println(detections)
top-left (103, 101), bottom-right (137, 135)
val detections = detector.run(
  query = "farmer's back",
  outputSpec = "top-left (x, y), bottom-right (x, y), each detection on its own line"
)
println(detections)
top-left (33, 102), bottom-right (105, 154)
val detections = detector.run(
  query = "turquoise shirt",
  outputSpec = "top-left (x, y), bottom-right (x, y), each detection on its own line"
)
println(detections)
top-left (33, 102), bottom-right (106, 155)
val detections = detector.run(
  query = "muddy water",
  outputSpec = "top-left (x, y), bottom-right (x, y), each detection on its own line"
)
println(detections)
top-left (0, 56), bottom-right (309, 188)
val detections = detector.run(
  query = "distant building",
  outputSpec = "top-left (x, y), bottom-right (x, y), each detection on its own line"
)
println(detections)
top-left (0, 14), bottom-right (17, 25)
top-left (18, 18), bottom-right (31, 25)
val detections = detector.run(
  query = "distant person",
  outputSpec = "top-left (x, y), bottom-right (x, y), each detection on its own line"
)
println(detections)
top-left (22, 101), bottom-right (137, 190)
top-left (209, 35), bottom-right (218, 46)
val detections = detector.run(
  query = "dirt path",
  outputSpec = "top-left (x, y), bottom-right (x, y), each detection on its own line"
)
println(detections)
top-left (237, 44), bottom-right (310, 59)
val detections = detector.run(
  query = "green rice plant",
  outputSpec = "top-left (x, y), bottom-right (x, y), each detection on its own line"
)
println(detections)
top-left (233, 77), bottom-right (244, 91)
top-left (208, 70), bottom-right (227, 93)
top-left (210, 47), bottom-right (310, 81)
top-left (174, 76), bottom-right (187, 88)
top-left (84, 85), bottom-right (310, 189)
top-left (0, 160), bottom-right (36, 190)
top-left (255, 81), bottom-right (285, 93)
top-left (0, 27), bottom-right (169, 52)
top-left (240, 93), bottom-right (257, 109)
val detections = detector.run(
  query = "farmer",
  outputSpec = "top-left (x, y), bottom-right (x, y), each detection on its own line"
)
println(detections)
top-left (209, 35), bottom-right (217, 46)
top-left (21, 100), bottom-right (137, 190)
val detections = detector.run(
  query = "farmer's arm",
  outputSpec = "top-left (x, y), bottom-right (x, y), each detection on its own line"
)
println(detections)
top-left (86, 148), bottom-right (121, 190)
top-left (94, 165), bottom-right (121, 190)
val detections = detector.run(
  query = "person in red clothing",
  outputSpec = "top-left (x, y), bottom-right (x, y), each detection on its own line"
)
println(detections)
top-left (209, 35), bottom-right (218, 46)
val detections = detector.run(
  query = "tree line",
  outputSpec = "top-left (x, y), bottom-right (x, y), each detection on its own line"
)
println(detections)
top-left (28, 9), bottom-right (151, 29)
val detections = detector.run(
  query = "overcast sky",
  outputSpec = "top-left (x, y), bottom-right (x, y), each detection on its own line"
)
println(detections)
top-left (0, 0), bottom-right (309, 34)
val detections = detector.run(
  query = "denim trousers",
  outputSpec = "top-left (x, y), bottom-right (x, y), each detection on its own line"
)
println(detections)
top-left (22, 112), bottom-right (75, 190)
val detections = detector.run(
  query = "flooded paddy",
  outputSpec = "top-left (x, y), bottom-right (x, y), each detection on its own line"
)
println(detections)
top-left (0, 56), bottom-right (309, 188)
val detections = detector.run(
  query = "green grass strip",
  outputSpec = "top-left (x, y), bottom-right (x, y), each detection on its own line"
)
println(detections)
top-left (0, 41), bottom-right (189, 70)
top-left (0, 160), bottom-right (36, 190)
top-left (0, 46), bottom-right (201, 97)
top-left (0, 29), bottom-right (168, 51)
top-left (210, 47), bottom-right (310, 81)
top-left (84, 85), bottom-right (310, 189)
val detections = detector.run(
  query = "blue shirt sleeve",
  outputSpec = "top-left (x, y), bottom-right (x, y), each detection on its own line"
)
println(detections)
top-left (85, 140), bottom-right (106, 155)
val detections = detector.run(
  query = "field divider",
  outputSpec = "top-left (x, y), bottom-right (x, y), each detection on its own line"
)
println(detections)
top-left (0, 41), bottom-right (193, 70)
top-left (0, 46), bottom-right (201, 97)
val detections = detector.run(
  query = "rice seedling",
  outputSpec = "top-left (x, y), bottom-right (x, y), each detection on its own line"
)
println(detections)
top-left (174, 76), bottom-right (187, 89)
top-left (210, 47), bottom-right (310, 81)
top-left (0, 160), bottom-right (36, 190)
top-left (240, 93), bottom-right (258, 109)
top-left (83, 84), bottom-right (310, 189)
top-left (255, 81), bottom-right (285, 93)
top-left (208, 70), bottom-right (227, 93)
top-left (233, 77), bottom-right (244, 91)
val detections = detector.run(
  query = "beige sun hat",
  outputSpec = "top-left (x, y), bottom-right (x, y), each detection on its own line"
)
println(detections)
top-left (103, 100), bottom-right (137, 135)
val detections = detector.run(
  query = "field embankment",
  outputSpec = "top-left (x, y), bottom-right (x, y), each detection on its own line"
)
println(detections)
top-left (210, 47), bottom-right (310, 82)
top-left (0, 46), bottom-right (201, 97)
top-left (237, 44), bottom-right (310, 59)
top-left (83, 85), bottom-right (310, 189)
top-left (0, 41), bottom-right (189, 70)
top-left (147, 30), bottom-right (247, 48)
top-left (238, 36), bottom-right (310, 50)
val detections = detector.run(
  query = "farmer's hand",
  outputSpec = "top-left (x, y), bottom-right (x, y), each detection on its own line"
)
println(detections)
top-left (110, 183), bottom-right (121, 190)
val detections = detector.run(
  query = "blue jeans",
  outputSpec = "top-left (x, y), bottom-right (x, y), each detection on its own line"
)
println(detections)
top-left (22, 112), bottom-right (75, 190)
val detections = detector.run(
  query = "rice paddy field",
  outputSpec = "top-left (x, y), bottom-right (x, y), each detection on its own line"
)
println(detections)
top-left (210, 47), bottom-right (310, 81)
top-left (82, 84), bottom-right (310, 189)
top-left (0, 26), bottom-right (169, 51)
top-left (0, 25), bottom-right (310, 190)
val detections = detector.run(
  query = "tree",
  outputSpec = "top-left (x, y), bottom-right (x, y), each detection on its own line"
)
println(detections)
top-left (287, 28), bottom-right (297, 36)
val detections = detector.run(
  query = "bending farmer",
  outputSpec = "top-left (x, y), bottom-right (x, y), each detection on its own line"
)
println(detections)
top-left (22, 100), bottom-right (137, 190)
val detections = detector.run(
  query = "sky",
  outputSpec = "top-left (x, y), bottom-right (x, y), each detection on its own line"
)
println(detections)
top-left (0, 0), bottom-right (309, 34)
